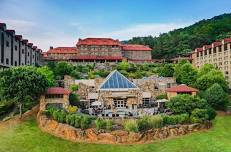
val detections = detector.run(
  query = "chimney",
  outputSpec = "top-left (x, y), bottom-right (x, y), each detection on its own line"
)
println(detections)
top-left (50, 46), bottom-right (53, 50)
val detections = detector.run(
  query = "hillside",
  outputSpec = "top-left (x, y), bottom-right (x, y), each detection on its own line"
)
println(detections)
top-left (127, 13), bottom-right (231, 59)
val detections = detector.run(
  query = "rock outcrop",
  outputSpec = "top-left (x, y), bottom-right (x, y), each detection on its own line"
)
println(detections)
top-left (37, 113), bottom-right (212, 144)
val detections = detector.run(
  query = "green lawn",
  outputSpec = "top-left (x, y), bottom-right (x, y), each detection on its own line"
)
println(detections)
top-left (0, 116), bottom-right (231, 152)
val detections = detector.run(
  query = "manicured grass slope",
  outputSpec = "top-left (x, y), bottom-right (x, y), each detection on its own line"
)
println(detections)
top-left (0, 116), bottom-right (231, 152)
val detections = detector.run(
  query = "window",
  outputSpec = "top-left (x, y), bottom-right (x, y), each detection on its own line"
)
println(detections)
top-left (142, 98), bottom-right (150, 105)
top-left (6, 58), bottom-right (9, 64)
top-left (209, 49), bottom-right (211, 54)
top-left (225, 44), bottom-right (228, 50)
top-left (213, 48), bottom-right (216, 53)
top-left (113, 99), bottom-right (127, 108)
top-left (22, 49), bottom-right (24, 54)
top-left (14, 61), bottom-right (17, 66)
top-left (218, 46), bottom-right (222, 52)
top-left (204, 50), bottom-right (207, 55)
top-left (28, 52), bottom-right (29, 56)
top-left (15, 45), bottom-right (17, 50)
top-left (6, 41), bottom-right (9, 47)
top-left (45, 94), bottom-right (64, 99)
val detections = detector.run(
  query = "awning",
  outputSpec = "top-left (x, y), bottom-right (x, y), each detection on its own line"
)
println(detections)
top-left (156, 99), bottom-right (168, 103)
top-left (91, 101), bottom-right (102, 106)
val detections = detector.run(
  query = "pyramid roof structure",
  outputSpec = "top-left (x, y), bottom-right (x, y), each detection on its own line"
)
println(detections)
top-left (99, 70), bottom-right (138, 91)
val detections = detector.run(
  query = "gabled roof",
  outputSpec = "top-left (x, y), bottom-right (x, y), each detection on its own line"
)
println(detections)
top-left (77, 38), bottom-right (120, 46)
top-left (46, 87), bottom-right (71, 95)
top-left (99, 70), bottom-right (138, 91)
top-left (166, 84), bottom-right (198, 93)
top-left (47, 47), bottom-right (77, 54)
top-left (121, 44), bottom-right (152, 51)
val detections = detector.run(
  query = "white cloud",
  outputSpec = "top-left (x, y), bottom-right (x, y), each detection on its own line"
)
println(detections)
top-left (91, 23), bottom-right (192, 40)
top-left (1, 19), bottom-right (192, 51)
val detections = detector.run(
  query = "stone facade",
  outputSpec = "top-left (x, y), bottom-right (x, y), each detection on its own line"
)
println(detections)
top-left (37, 113), bottom-right (212, 144)
top-left (44, 38), bottom-right (152, 64)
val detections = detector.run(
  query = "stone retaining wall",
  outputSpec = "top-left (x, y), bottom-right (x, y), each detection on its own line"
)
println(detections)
top-left (37, 113), bottom-right (212, 144)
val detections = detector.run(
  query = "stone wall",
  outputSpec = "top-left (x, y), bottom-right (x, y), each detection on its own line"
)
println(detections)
top-left (37, 113), bottom-right (212, 144)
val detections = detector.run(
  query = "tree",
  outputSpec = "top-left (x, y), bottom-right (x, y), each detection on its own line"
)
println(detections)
top-left (167, 94), bottom-right (209, 115)
top-left (54, 62), bottom-right (73, 79)
top-left (70, 70), bottom-right (80, 79)
top-left (0, 66), bottom-right (49, 118)
top-left (37, 66), bottom-right (55, 87)
top-left (174, 61), bottom-right (198, 86)
top-left (117, 60), bottom-right (130, 71)
top-left (203, 83), bottom-right (228, 110)
top-left (70, 84), bottom-right (78, 92)
top-left (158, 64), bottom-right (174, 77)
top-left (196, 69), bottom-right (228, 91)
top-left (197, 64), bottom-right (215, 77)
top-left (69, 93), bottom-right (80, 106)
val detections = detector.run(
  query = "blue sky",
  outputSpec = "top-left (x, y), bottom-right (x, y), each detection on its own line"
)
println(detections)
top-left (0, 0), bottom-right (231, 51)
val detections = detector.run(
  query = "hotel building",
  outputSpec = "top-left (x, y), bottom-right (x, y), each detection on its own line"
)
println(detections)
top-left (192, 38), bottom-right (231, 88)
top-left (44, 38), bottom-right (152, 63)
top-left (0, 22), bottom-right (43, 68)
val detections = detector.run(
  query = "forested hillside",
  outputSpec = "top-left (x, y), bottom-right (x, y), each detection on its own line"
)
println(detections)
top-left (127, 13), bottom-right (231, 59)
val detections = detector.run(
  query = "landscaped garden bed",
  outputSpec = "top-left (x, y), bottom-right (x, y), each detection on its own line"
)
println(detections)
top-left (37, 107), bottom-right (212, 144)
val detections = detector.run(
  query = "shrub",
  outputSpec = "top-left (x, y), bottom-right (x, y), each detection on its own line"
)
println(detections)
top-left (69, 93), bottom-right (80, 106)
top-left (80, 115), bottom-right (92, 129)
top-left (105, 119), bottom-right (113, 131)
top-left (162, 114), bottom-right (189, 125)
top-left (137, 116), bottom-right (150, 132)
top-left (70, 114), bottom-right (76, 126)
top-left (0, 101), bottom-right (14, 115)
top-left (57, 110), bottom-right (66, 123)
top-left (70, 84), bottom-right (78, 92)
top-left (207, 107), bottom-right (216, 120)
top-left (123, 119), bottom-right (138, 133)
top-left (203, 83), bottom-right (228, 110)
top-left (67, 105), bottom-right (78, 113)
top-left (149, 115), bottom-right (163, 129)
top-left (52, 110), bottom-right (59, 121)
top-left (167, 94), bottom-right (209, 115)
top-left (190, 109), bottom-right (209, 123)
top-left (95, 118), bottom-right (106, 130)
top-left (156, 93), bottom-right (168, 100)
top-left (74, 115), bottom-right (82, 128)
top-left (65, 114), bottom-right (72, 125)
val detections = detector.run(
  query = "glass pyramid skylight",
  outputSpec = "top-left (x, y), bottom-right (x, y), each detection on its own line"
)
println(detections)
top-left (100, 70), bottom-right (138, 90)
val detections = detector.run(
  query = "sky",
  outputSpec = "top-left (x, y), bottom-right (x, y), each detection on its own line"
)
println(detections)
top-left (0, 0), bottom-right (231, 51)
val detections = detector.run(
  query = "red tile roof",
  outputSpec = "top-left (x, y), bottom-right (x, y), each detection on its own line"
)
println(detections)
top-left (15, 35), bottom-right (22, 40)
top-left (42, 52), bottom-right (48, 58)
top-left (122, 44), bottom-right (152, 51)
top-left (128, 59), bottom-right (153, 62)
top-left (204, 45), bottom-right (212, 49)
top-left (212, 41), bottom-right (222, 47)
top-left (28, 43), bottom-right (33, 47)
top-left (46, 87), bottom-right (71, 95)
top-left (47, 47), bottom-right (77, 54)
top-left (166, 84), bottom-right (198, 93)
top-left (6, 29), bottom-right (15, 35)
top-left (0, 23), bottom-right (6, 28)
top-left (70, 55), bottom-right (123, 60)
top-left (22, 39), bottom-right (28, 44)
top-left (195, 48), bottom-right (203, 52)
top-left (224, 38), bottom-right (231, 43)
top-left (77, 38), bottom-right (120, 46)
